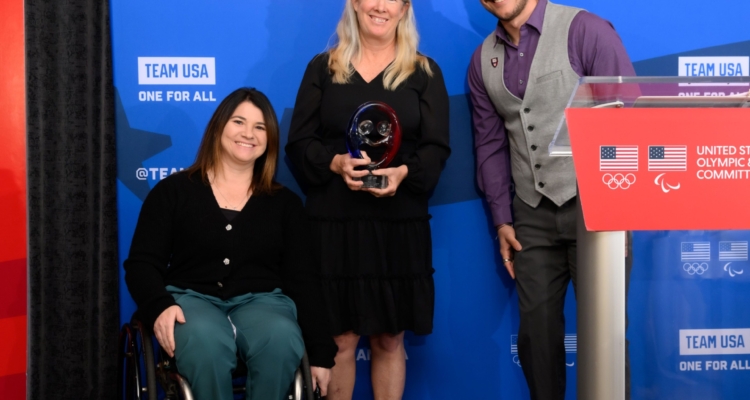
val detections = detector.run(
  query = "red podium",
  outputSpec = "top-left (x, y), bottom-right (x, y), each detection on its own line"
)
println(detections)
top-left (551, 76), bottom-right (750, 400)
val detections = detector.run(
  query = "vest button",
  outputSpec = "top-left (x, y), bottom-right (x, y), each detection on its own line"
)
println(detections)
top-left (535, 164), bottom-right (541, 169)
top-left (519, 79), bottom-right (524, 85)
top-left (530, 145), bottom-right (538, 151)
top-left (217, 282), bottom-right (223, 288)
top-left (523, 108), bottom-right (530, 114)
top-left (538, 182), bottom-right (545, 188)
top-left (528, 125), bottom-right (535, 131)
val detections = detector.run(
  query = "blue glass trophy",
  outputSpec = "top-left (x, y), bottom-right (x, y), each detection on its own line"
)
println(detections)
top-left (345, 101), bottom-right (402, 189)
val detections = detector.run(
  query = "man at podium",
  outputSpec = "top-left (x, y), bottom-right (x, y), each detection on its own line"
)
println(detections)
top-left (468, 0), bottom-right (635, 399)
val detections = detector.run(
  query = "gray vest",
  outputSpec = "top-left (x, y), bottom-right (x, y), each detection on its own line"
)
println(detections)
top-left (481, 2), bottom-right (581, 208)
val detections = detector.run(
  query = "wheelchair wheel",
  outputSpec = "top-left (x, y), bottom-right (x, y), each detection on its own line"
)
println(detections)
top-left (156, 346), bottom-right (195, 400)
top-left (119, 323), bottom-right (139, 399)
top-left (119, 320), bottom-right (158, 400)
top-left (286, 350), bottom-right (318, 400)
top-left (133, 319), bottom-right (158, 400)
top-left (300, 351), bottom-right (316, 400)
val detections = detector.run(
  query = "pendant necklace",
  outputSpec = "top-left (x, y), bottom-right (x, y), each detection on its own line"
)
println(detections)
top-left (212, 180), bottom-right (250, 210)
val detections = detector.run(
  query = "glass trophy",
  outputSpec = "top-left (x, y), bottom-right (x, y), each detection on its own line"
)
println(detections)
top-left (346, 101), bottom-right (402, 189)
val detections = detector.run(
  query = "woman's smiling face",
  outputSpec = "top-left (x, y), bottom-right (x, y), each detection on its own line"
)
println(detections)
top-left (220, 101), bottom-right (268, 168)
top-left (353, 0), bottom-right (408, 43)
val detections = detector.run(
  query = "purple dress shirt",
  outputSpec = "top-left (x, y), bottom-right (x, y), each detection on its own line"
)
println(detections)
top-left (469, 0), bottom-right (636, 226)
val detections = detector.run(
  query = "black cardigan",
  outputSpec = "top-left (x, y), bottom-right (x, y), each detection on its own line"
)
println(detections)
top-left (124, 172), bottom-right (337, 367)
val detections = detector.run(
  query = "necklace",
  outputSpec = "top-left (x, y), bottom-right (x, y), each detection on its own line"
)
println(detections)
top-left (212, 180), bottom-right (251, 210)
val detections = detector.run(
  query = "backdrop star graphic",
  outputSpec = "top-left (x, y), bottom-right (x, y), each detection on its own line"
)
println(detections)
top-left (115, 89), bottom-right (173, 201)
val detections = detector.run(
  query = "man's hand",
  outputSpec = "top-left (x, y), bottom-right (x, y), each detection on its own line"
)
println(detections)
top-left (310, 366), bottom-right (331, 397)
top-left (498, 224), bottom-right (522, 279)
top-left (330, 152), bottom-right (372, 191)
top-left (363, 165), bottom-right (408, 198)
top-left (153, 305), bottom-right (186, 357)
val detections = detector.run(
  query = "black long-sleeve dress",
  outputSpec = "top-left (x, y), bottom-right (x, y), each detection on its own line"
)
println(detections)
top-left (285, 53), bottom-right (450, 335)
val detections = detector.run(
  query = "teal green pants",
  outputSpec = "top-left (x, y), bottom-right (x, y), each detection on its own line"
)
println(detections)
top-left (167, 286), bottom-right (304, 400)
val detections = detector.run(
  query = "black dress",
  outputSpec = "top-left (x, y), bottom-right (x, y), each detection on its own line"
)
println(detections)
top-left (285, 53), bottom-right (450, 336)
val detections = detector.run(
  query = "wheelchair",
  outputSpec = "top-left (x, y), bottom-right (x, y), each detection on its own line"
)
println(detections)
top-left (119, 315), bottom-right (319, 400)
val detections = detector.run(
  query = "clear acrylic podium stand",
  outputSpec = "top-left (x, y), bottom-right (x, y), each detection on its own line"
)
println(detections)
top-left (551, 76), bottom-right (750, 400)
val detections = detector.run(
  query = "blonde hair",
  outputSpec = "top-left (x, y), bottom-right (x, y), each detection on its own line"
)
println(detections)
top-left (328, 0), bottom-right (432, 90)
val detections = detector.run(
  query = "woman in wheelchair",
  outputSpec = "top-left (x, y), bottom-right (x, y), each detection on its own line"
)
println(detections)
top-left (124, 87), bottom-right (337, 400)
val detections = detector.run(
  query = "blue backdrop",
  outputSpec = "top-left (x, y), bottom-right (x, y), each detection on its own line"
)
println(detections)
top-left (111, 1), bottom-right (750, 398)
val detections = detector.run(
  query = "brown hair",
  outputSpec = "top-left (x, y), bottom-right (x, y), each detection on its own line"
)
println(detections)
top-left (185, 87), bottom-right (281, 194)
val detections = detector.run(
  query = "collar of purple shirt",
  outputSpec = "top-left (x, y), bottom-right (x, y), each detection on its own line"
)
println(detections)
top-left (493, 0), bottom-right (547, 48)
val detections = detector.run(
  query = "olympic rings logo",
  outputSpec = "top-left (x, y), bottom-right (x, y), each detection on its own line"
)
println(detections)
top-left (683, 262), bottom-right (709, 275)
top-left (602, 173), bottom-right (636, 190)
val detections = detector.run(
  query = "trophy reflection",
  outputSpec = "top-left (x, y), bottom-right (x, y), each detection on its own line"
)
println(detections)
top-left (346, 101), bottom-right (402, 189)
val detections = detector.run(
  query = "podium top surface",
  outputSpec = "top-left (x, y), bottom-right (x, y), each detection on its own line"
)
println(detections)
top-left (550, 76), bottom-right (750, 157)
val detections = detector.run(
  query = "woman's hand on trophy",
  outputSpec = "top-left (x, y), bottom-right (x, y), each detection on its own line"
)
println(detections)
top-left (330, 152), bottom-right (372, 190)
top-left (364, 165), bottom-right (408, 197)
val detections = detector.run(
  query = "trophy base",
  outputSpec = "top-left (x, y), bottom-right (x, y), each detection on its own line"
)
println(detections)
top-left (360, 174), bottom-right (388, 189)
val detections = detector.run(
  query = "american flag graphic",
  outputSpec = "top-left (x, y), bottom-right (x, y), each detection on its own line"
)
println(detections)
top-left (681, 242), bottom-right (710, 261)
top-left (649, 146), bottom-right (687, 171)
top-left (600, 145), bottom-right (638, 171)
top-left (512, 335), bottom-right (577, 354)
top-left (564, 334), bottom-right (577, 353)
top-left (719, 241), bottom-right (748, 261)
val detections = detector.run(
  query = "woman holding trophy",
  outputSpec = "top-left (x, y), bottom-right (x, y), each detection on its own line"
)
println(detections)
top-left (286, 0), bottom-right (450, 398)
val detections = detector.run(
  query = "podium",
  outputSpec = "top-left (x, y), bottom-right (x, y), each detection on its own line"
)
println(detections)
top-left (551, 76), bottom-right (750, 400)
